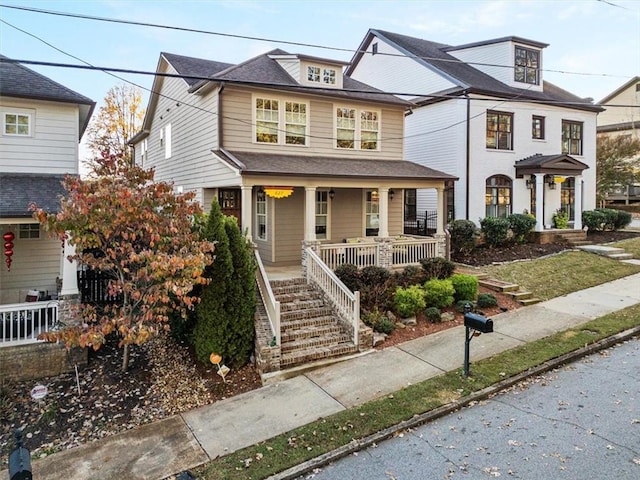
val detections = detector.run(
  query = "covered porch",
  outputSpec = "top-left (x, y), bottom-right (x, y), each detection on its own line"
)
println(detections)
top-left (515, 154), bottom-right (590, 231)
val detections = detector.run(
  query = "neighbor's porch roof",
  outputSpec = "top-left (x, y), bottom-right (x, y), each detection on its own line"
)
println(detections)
top-left (0, 173), bottom-right (67, 220)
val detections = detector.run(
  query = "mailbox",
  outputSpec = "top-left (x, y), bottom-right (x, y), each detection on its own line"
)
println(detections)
top-left (464, 312), bottom-right (493, 333)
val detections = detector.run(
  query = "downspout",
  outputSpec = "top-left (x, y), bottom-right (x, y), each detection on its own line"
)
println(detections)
top-left (218, 82), bottom-right (225, 149)
top-left (465, 91), bottom-right (471, 220)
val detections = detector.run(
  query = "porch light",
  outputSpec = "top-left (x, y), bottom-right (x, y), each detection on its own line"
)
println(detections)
top-left (389, 189), bottom-right (395, 201)
top-left (526, 178), bottom-right (534, 189)
top-left (548, 179), bottom-right (556, 189)
top-left (329, 188), bottom-right (335, 200)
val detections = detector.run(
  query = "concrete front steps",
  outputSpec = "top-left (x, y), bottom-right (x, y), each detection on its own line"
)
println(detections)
top-left (270, 278), bottom-right (358, 370)
top-left (553, 229), bottom-right (592, 247)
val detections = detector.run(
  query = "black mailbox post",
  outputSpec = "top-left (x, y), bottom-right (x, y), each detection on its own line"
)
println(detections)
top-left (8, 430), bottom-right (32, 480)
top-left (463, 305), bottom-right (494, 377)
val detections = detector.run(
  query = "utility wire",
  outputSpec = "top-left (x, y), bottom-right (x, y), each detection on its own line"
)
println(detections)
top-left (0, 2), bottom-right (634, 81)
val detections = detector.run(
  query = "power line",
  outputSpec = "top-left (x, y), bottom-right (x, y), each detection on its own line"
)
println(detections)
top-left (0, 2), bottom-right (634, 81)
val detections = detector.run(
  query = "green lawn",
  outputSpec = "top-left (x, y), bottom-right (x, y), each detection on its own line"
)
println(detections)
top-left (613, 236), bottom-right (640, 259)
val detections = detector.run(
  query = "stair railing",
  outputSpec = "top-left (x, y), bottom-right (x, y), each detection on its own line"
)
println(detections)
top-left (305, 247), bottom-right (360, 346)
top-left (254, 250), bottom-right (281, 346)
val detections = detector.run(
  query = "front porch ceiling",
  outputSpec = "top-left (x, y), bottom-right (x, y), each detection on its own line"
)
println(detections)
top-left (514, 154), bottom-right (589, 178)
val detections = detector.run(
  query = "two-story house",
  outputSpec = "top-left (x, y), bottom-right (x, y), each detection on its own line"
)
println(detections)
top-left (597, 76), bottom-right (640, 204)
top-left (347, 30), bottom-right (603, 232)
top-left (130, 50), bottom-right (456, 268)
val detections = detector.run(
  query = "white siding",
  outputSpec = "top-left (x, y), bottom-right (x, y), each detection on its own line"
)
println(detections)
top-left (0, 226), bottom-right (60, 303)
top-left (449, 41), bottom-right (544, 92)
top-left (598, 81), bottom-right (640, 129)
top-left (0, 98), bottom-right (79, 174)
top-left (350, 37), bottom-right (456, 98)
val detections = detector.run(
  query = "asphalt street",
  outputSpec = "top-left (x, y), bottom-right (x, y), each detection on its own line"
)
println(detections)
top-left (298, 337), bottom-right (640, 480)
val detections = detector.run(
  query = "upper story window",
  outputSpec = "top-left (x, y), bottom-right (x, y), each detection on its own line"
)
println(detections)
top-left (336, 107), bottom-right (380, 150)
top-left (514, 46), bottom-right (540, 85)
top-left (255, 96), bottom-right (307, 146)
top-left (307, 65), bottom-right (337, 85)
top-left (486, 111), bottom-right (513, 150)
top-left (3, 113), bottom-right (31, 136)
top-left (19, 224), bottom-right (40, 239)
top-left (532, 115), bottom-right (545, 140)
top-left (562, 120), bottom-right (583, 155)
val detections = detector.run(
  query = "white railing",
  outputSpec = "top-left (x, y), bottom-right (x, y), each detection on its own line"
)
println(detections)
top-left (319, 242), bottom-right (378, 270)
top-left (254, 250), bottom-right (281, 346)
top-left (391, 237), bottom-right (439, 268)
top-left (0, 301), bottom-right (59, 346)
top-left (306, 248), bottom-right (359, 346)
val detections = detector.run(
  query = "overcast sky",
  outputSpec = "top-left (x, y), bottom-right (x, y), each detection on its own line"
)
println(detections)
top-left (1, 0), bottom-right (638, 108)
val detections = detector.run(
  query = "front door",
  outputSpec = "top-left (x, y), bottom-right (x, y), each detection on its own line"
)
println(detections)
top-left (561, 178), bottom-right (575, 221)
top-left (219, 189), bottom-right (241, 225)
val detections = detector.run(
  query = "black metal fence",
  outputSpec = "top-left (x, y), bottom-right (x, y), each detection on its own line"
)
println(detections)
top-left (404, 210), bottom-right (437, 236)
top-left (77, 269), bottom-right (122, 305)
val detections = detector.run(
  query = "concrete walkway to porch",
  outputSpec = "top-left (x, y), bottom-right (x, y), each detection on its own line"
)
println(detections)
top-left (6, 271), bottom-right (640, 480)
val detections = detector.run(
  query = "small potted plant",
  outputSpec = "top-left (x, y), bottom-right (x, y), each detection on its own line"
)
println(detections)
top-left (552, 209), bottom-right (569, 229)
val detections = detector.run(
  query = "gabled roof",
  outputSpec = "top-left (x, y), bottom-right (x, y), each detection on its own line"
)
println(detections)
top-left (347, 30), bottom-right (602, 113)
top-left (0, 173), bottom-right (68, 217)
top-left (215, 150), bottom-right (457, 182)
top-left (514, 154), bottom-right (589, 177)
top-left (161, 52), bottom-right (233, 87)
top-left (598, 76), bottom-right (640, 104)
top-left (0, 55), bottom-right (95, 138)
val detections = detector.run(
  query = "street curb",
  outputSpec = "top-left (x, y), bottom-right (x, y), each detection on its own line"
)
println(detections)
top-left (267, 325), bottom-right (640, 480)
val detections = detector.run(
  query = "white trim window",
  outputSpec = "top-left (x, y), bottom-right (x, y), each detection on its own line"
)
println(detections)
top-left (336, 107), bottom-right (380, 150)
top-left (256, 190), bottom-right (267, 240)
top-left (19, 224), bottom-right (40, 239)
top-left (315, 190), bottom-right (329, 240)
top-left (365, 190), bottom-right (379, 237)
top-left (307, 65), bottom-right (337, 85)
top-left (307, 66), bottom-right (321, 83)
top-left (255, 96), bottom-right (307, 146)
top-left (3, 112), bottom-right (31, 136)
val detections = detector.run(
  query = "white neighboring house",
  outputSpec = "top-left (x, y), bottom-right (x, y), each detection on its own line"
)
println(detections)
top-left (347, 30), bottom-right (603, 231)
top-left (597, 76), bottom-right (640, 204)
top-left (0, 56), bottom-right (94, 336)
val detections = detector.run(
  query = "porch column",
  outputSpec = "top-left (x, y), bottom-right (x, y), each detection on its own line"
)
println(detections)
top-left (304, 186), bottom-right (317, 241)
top-left (436, 186), bottom-right (445, 235)
top-left (241, 185), bottom-right (252, 238)
top-left (574, 175), bottom-right (583, 230)
top-left (535, 174), bottom-right (544, 231)
top-left (378, 187), bottom-right (389, 238)
top-left (60, 235), bottom-right (79, 296)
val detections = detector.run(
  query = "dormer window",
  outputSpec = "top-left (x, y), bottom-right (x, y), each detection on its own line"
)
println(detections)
top-left (514, 46), bottom-right (540, 85)
top-left (307, 65), bottom-right (337, 85)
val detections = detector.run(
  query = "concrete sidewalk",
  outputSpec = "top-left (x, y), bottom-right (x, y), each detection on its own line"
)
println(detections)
top-left (7, 273), bottom-right (640, 480)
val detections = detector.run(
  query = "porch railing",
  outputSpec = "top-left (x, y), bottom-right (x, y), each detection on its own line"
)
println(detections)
top-left (0, 300), bottom-right (59, 346)
top-left (318, 236), bottom-right (440, 270)
top-left (255, 250), bottom-right (281, 346)
top-left (306, 248), bottom-right (359, 346)
top-left (319, 242), bottom-right (378, 270)
top-left (392, 238), bottom-right (438, 268)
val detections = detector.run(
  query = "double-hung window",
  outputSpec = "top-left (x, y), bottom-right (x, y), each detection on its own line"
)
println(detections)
top-left (562, 120), bottom-right (583, 155)
top-left (4, 113), bottom-right (31, 136)
top-left (486, 111), bottom-right (513, 150)
top-left (514, 46), bottom-right (540, 85)
top-left (255, 97), bottom-right (307, 146)
top-left (336, 107), bottom-right (379, 150)
top-left (485, 176), bottom-right (512, 218)
top-left (532, 115), bottom-right (545, 140)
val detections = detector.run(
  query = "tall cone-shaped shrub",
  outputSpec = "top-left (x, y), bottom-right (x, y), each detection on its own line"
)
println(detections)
top-left (194, 200), bottom-right (233, 363)
top-left (224, 217), bottom-right (257, 367)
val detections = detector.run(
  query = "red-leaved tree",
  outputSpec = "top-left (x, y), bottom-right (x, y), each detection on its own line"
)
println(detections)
top-left (32, 154), bottom-right (214, 371)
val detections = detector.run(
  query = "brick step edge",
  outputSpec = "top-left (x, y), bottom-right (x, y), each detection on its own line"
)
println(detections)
top-left (280, 343), bottom-right (359, 368)
top-left (479, 278), bottom-right (520, 292)
top-left (281, 334), bottom-right (353, 354)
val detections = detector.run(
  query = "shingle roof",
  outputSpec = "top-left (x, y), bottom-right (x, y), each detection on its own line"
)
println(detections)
top-left (161, 52), bottom-right (233, 87)
top-left (0, 55), bottom-right (95, 137)
top-left (0, 173), bottom-right (68, 217)
top-left (184, 48), bottom-right (408, 106)
top-left (514, 154), bottom-right (588, 176)
top-left (216, 150), bottom-right (457, 181)
top-left (349, 30), bottom-right (601, 112)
